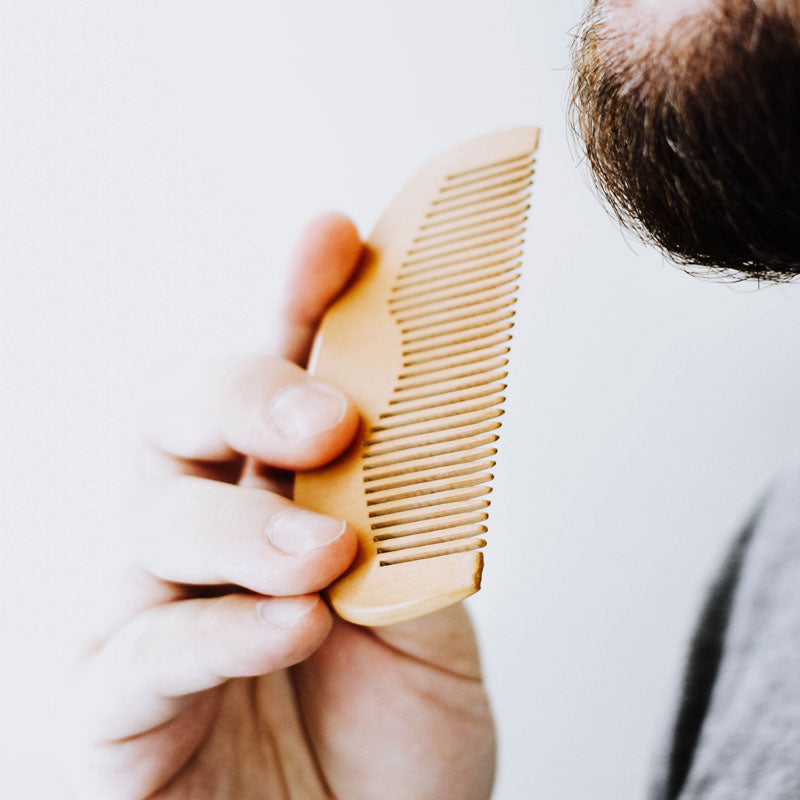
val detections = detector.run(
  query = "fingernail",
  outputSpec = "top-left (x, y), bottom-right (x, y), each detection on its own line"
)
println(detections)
top-left (270, 381), bottom-right (347, 441)
top-left (268, 509), bottom-right (347, 556)
top-left (258, 596), bottom-right (318, 628)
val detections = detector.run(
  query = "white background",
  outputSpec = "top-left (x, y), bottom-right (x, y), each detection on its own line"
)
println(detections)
top-left (3, 1), bottom-right (800, 798)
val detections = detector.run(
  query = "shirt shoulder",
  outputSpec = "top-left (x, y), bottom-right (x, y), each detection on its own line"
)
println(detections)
top-left (652, 458), bottom-right (800, 800)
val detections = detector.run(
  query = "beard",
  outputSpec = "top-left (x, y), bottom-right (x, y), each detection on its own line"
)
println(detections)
top-left (569, 0), bottom-right (800, 280)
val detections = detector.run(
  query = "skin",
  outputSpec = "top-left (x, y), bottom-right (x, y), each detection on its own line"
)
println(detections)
top-left (72, 2), bottom-right (795, 795)
top-left (66, 213), bottom-right (495, 800)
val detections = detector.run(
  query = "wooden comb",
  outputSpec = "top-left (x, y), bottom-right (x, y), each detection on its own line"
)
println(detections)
top-left (294, 127), bottom-right (539, 626)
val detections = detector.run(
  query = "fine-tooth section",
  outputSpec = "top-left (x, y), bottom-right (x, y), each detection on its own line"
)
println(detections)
top-left (376, 524), bottom-right (487, 552)
top-left (401, 238), bottom-right (524, 271)
top-left (400, 297), bottom-right (517, 332)
top-left (418, 196), bottom-right (530, 231)
top-left (430, 174), bottom-right (533, 208)
top-left (396, 249), bottom-right (522, 282)
top-left (446, 150), bottom-right (533, 180)
top-left (405, 220), bottom-right (528, 257)
top-left (400, 230), bottom-right (525, 270)
top-left (412, 207), bottom-right (529, 246)
top-left (402, 312), bottom-right (516, 347)
top-left (441, 158), bottom-right (535, 191)
top-left (424, 184), bottom-right (533, 218)
top-left (394, 264), bottom-right (521, 301)
top-left (362, 147), bottom-right (534, 569)
top-left (394, 286), bottom-right (519, 324)
top-left (401, 333), bottom-right (513, 368)
top-left (401, 322), bottom-right (515, 357)
top-left (396, 255), bottom-right (522, 293)
top-left (294, 127), bottom-right (538, 626)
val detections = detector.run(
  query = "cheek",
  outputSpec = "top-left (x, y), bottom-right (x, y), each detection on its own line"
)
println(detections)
top-left (602, 0), bottom-right (714, 36)
top-left (592, 0), bottom-right (713, 88)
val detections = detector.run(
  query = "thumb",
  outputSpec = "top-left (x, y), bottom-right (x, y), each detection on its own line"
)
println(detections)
top-left (277, 211), bottom-right (363, 367)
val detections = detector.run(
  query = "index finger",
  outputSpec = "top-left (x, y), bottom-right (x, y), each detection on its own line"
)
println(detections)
top-left (140, 212), bottom-right (363, 468)
top-left (276, 211), bottom-right (363, 366)
top-left (140, 354), bottom-right (359, 469)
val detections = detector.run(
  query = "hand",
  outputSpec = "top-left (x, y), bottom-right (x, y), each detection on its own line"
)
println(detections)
top-left (65, 213), bottom-right (496, 800)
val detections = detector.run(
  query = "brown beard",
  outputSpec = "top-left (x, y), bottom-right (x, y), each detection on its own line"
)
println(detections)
top-left (569, 0), bottom-right (800, 281)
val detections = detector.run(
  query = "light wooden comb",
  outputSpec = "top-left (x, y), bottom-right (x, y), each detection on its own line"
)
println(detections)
top-left (294, 127), bottom-right (539, 626)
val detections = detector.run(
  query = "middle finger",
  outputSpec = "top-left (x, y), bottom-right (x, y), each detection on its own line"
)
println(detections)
top-left (128, 476), bottom-right (357, 596)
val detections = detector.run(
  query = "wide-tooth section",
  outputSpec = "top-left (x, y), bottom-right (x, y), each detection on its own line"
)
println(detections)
top-left (379, 538), bottom-right (487, 566)
top-left (369, 498), bottom-right (491, 531)
top-left (365, 459), bottom-right (496, 494)
top-left (382, 381), bottom-right (507, 417)
top-left (390, 382), bottom-right (508, 412)
top-left (368, 484), bottom-right (493, 520)
top-left (364, 408), bottom-right (504, 447)
top-left (397, 352), bottom-right (509, 385)
top-left (367, 489), bottom-right (492, 522)
top-left (371, 509), bottom-right (490, 539)
top-left (363, 426), bottom-right (501, 466)
top-left (362, 443), bottom-right (499, 481)
top-left (376, 523), bottom-right (488, 552)
top-left (367, 472), bottom-right (494, 507)
top-left (362, 148), bottom-right (535, 567)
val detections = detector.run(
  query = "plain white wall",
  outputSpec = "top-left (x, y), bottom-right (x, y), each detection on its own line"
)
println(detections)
top-left (4, 1), bottom-right (800, 798)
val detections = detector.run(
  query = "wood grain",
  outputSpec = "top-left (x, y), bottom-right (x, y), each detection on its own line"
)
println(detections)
top-left (294, 127), bottom-right (540, 626)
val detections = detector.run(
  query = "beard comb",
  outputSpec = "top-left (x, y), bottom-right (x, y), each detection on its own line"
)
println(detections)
top-left (294, 127), bottom-right (539, 626)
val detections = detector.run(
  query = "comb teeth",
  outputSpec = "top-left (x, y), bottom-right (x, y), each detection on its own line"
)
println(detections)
top-left (294, 127), bottom-right (539, 625)
top-left (361, 154), bottom-right (535, 568)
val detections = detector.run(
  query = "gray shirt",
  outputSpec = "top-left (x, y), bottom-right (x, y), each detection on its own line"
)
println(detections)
top-left (651, 460), bottom-right (800, 799)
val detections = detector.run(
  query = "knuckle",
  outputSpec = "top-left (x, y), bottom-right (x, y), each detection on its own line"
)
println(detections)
top-left (210, 486), bottom-right (277, 545)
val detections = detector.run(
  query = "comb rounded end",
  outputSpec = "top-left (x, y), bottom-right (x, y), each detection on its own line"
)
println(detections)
top-left (327, 549), bottom-right (483, 627)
